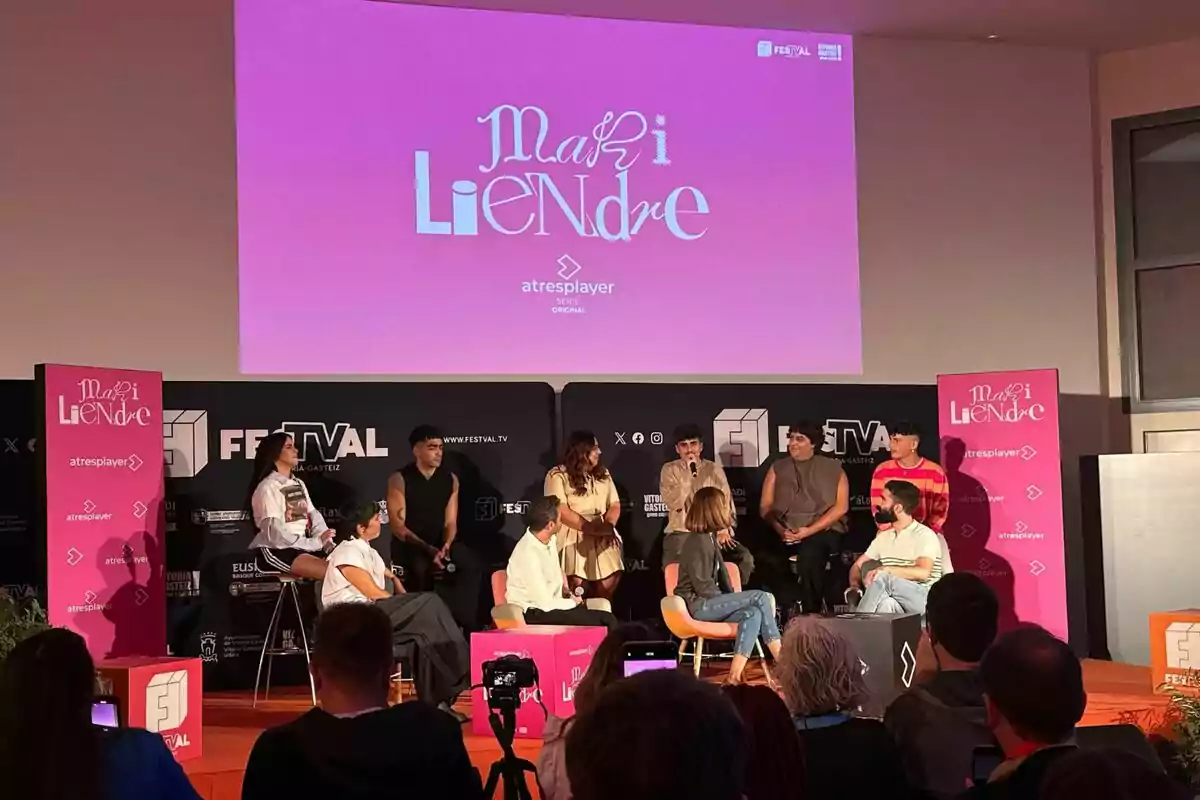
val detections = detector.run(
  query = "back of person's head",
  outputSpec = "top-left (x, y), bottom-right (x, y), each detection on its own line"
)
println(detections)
top-left (335, 500), bottom-right (383, 543)
top-left (523, 495), bottom-right (560, 534)
top-left (979, 625), bottom-right (1085, 745)
top-left (925, 572), bottom-right (998, 663)
top-left (722, 684), bottom-right (808, 800)
top-left (1041, 747), bottom-right (1189, 800)
top-left (566, 669), bottom-right (747, 800)
top-left (0, 628), bottom-right (103, 800)
top-left (684, 485), bottom-right (733, 534)
top-left (777, 616), bottom-right (865, 717)
top-left (313, 603), bottom-right (393, 702)
top-left (571, 622), bottom-right (655, 716)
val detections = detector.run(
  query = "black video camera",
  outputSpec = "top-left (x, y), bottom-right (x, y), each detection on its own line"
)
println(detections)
top-left (481, 655), bottom-right (538, 710)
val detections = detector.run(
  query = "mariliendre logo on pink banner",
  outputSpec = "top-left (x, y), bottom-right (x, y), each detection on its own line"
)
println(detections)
top-left (937, 370), bottom-right (1067, 641)
top-left (38, 364), bottom-right (166, 658)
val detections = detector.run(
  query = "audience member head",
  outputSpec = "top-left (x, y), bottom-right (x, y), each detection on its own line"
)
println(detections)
top-left (924, 572), bottom-right (998, 668)
top-left (335, 501), bottom-right (383, 544)
top-left (566, 669), bottom-right (747, 800)
top-left (777, 616), bottom-right (865, 718)
top-left (684, 486), bottom-right (733, 535)
top-left (0, 628), bottom-right (102, 800)
top-left (722, 684), bottom-right (808, 800)
top-left (888, 420), bottom-right (922, 462)
top-left (523, 495), bottom-right (560, 540)
top-left (979, 626), bottom-right (1086, 756)
top-left (786, 421), bottom-right (825, 459)
top-left (562, 430), bottom-right (608, 493)
top-left (1041, 747), bottom-right (1189, 800)
top-left (408, 424), bottom-right (444, 469)
top-left (312, 603), bottom-right (394, 715)
top-left (571, 622), bottom-right (655, 717)
top-left (673, 423), bottom-right (704, 463)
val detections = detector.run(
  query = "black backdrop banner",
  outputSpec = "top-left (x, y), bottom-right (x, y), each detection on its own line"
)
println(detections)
top-left (160, 381), bottom-right (555, 690)
top-left (0, 380), bottom-right (38, 599)
top-left (560, 383), bottom-right (939, 619)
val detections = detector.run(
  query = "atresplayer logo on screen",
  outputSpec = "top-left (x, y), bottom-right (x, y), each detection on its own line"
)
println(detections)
top-left (414, 105), bottom-right (709, 243)
top-left (948, 383), bottom-right (1045, 426)
top-left (58, 379), bottom-right (152, 427)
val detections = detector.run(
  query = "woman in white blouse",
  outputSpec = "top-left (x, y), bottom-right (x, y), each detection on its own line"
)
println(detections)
top-left (323, 502), bottom-right (469, 718)
top-left (247, 432), bottom-right (332, 579)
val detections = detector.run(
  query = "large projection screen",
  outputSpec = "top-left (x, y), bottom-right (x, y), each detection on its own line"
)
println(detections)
top-left (235, 0), bottom-right (859, 375)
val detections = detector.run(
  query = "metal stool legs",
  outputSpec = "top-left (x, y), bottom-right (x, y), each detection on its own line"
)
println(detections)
top-left (254, 577), bottom-right (317, 707)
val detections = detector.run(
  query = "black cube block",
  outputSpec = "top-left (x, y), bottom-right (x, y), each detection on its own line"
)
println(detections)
top-left (825, 612), bottom-right (923, 718)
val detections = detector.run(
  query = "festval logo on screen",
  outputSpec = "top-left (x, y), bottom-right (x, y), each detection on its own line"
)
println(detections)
top-left (414, 106), bottom-right (707, 316)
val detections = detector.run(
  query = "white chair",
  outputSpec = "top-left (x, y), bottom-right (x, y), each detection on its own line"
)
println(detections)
top-left (254, 573), bottom-right (316, 707)
top-left (660, 562), bottom-right (773, 680)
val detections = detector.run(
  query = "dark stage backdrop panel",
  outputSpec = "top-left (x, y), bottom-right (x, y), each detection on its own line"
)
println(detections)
top-left (0, 380), bottom-right (38, 598)
top-left (560, 383), bottom-right (939, 619)
top-left (162, 381), bottom-right (555, 690)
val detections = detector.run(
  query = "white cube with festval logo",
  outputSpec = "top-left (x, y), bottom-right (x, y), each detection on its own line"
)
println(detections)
top-left (97, 656), bottom-right (204, 762)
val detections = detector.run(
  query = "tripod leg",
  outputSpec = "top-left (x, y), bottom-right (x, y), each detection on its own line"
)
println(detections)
top-left (483, 760), bottom-right (506, 799)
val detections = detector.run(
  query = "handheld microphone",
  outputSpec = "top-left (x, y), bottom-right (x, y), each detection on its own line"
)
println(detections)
top-left (573, 586), bottom-right (585, 602)
top-left (689, 461), bottom-right (698, 477)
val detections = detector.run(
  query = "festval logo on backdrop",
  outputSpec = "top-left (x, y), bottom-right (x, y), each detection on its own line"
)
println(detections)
top-left (38, 365), bottom-right (167, 658)
top-left (937, 370), bottom-right (1066, 640)
top-left (234, 0), bottom-right (860, 375)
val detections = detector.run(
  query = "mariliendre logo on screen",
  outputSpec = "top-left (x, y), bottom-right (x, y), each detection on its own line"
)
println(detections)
top-left (416, 105), bottom-right (709, 315)
top-left (57, 378), bottom-right (152, 427)
top-left (415, 105), bottom-right (708, 242)
top-left (948, 383), bottom-right (1046, 426)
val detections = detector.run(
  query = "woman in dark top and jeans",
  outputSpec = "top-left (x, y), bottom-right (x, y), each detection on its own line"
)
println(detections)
top-left (776, 615), bottom-right (910, 800)
top-left (676, 487), bottom-right (782, 684)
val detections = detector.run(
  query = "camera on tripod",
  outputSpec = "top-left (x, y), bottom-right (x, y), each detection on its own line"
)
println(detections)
top-left (481, 655), bottom-right (538, 710)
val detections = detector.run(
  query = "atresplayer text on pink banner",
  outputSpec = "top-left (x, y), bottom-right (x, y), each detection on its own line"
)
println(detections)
top-left (937, 369), bottom-right (1067, 641)
top-left (37, 364), bottom-right (167, 658)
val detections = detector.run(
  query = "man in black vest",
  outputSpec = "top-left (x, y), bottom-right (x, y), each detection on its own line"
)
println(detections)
top-left (387, 425), bottom-right (480, 627)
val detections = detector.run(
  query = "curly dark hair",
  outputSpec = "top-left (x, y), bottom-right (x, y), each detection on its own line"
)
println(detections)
top-left (561, 430), bottom-right (609, 495)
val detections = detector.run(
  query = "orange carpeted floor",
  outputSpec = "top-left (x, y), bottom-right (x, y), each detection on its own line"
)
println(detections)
top-left (182, 660), bottom-right (1171, 800)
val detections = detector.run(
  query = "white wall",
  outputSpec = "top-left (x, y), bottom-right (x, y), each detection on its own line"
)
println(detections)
top-left (0, 1), bottom-right (1102, 395)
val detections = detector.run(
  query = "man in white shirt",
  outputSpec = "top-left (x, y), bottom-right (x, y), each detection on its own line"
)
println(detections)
top-left (506, 496), bottom-right (618, 630)
top-left (850, 480), bottom-right (944, 615)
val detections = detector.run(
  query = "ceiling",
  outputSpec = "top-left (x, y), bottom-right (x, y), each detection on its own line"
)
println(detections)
top-left (401, 0), bottom-right (1200, 52)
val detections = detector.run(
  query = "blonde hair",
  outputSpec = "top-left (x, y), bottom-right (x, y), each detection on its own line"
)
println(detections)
top-left (684, 486), bottom-right (733, 534)
top-left (776, 616), bottom-right (865, 716)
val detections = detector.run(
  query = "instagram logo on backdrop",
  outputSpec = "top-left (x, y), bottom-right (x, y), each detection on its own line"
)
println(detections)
top-left (414, 105), bottom-right (708, 244)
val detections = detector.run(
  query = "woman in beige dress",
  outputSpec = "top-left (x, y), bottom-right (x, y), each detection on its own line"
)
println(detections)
top-left (544, 430), bottom-right (623, 601)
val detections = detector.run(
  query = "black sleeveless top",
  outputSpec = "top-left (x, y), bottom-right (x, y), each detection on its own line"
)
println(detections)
top-left (398, 463), bottom-right (454, 546)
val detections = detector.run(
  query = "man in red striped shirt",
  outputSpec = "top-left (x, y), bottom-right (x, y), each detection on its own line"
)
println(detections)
top-left (870, 421), bottom-right (949, 533)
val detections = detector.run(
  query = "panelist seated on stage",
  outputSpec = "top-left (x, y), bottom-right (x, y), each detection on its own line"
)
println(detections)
top-left (322, 502), bottom-right (470, 721)
top-left (849, 480), bottom-right (943, 616)
top-left (505, 496), bottom-right (618, 631)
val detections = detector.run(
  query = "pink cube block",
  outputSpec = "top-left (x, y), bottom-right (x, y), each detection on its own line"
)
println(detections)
top-left (470, 625), bottom-right (608, 739)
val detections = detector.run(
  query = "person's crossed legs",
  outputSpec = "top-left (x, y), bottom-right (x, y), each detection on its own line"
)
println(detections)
top-left (856, 571), bottom-right (930, 615)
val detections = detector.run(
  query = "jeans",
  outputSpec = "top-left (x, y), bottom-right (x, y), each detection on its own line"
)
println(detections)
top-left (856, 571), bottom-right (930, 615)
top-left (691, 590), bottom-right (781, 657)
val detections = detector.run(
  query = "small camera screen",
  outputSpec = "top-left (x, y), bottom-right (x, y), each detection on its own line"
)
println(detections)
top-left (92, 700), bottom-right (119, 728)
top-left (623, 658), bottom-right (676, 678)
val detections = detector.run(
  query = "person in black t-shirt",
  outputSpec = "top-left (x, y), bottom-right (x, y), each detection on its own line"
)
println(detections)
top-left (386, 425), bottom-right (483, 629)
top-left (242, 603), bottom-right (482, 800)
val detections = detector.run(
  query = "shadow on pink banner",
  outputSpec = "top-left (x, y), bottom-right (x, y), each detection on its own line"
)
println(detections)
top-left (937, 369), bottom-right (1067, 642)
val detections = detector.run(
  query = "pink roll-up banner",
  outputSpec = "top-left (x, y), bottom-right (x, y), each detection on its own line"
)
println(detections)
top-left (937, 369), bottom-right (1067, 641)
top-left (36, 364), bottom-right (166, 658)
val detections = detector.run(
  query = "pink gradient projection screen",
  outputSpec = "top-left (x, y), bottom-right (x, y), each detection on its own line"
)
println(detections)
top-left (235, 0), bottom-right (860, 375)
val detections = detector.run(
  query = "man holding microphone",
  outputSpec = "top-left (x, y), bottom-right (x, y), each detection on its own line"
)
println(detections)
top-left (659, 423), bottom-right (754, 584)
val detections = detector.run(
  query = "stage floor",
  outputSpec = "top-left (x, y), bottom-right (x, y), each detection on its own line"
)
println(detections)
top-left (183, 660), bottom-right (1171, 800)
